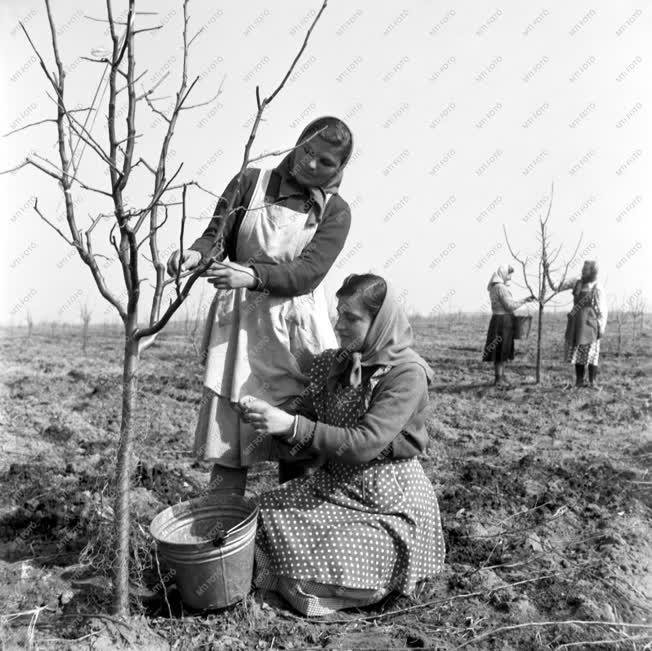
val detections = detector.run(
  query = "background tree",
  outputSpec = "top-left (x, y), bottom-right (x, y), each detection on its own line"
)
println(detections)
top-left (26, 311), bottom-right (34, 340)
top-left (80, 303), bottom-right (92, 353)
top-left (503, 185), bottom-right (582, 384)
top-left (3, 0), bottom-right (329, 616)
top-left (630, 292), bottom-right (646, 340)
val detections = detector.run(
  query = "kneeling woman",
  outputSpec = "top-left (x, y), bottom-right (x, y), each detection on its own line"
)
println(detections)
top-left (239, 274), bottom-right (445, 616)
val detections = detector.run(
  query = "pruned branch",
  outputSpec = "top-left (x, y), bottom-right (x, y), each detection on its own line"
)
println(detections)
top-left (84, 227), bottom-right (127, 321)
top-left (175, 185), bottom-right (188, 297)
top-left (3, 117), bottom-right (57, 137)
top-left (31, 153), bottom-right (113, 197)
top-left (161, 180), bottom-right (220, 199)
top-left (503, 225), bottom-right (537, 299)
top-left (266, 0), bottom-right (328, 104)
top-left (136, 206), bottom-right (169, 250)
top-left (248, 128), bottom-right (326, 164)
top-left (541, 181), bottom-right (554, 225)
top-left (133, 26), bottom-right (162, 35)
top-left (180, 77), bottom-right (224, 111)
top-left (136, 70), bottom-right (169, 100)
top-left (32, 198), bottom-right (75, 247)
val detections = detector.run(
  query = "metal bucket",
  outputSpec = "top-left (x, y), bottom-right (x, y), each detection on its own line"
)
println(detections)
top-left (150, 493), bottom-right (259, 610)
top-left (513, 315), bottom-right (533, 339)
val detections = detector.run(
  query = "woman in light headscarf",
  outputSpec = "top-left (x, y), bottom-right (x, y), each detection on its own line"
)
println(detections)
top-left (547, 260), bottom-right (608, 389)
top-left (483, 265), bottom-right (535, 386)
top-left (166, 117), bottom-right (355, 493)
top-left (239, 274), bottom-right (445, 616)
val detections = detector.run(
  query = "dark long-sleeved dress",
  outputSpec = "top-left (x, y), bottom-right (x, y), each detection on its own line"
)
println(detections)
top-left (191, 163), bottom-right (352, 466)
top-left (482, 283), bottom-right (527, 362)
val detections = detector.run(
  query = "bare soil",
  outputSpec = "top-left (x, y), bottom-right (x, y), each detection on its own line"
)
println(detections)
top-left (1, 314), bottom-right (650, 650)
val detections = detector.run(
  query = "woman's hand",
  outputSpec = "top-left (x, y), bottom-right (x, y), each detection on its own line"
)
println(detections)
top-left (204, 261), bottom-right (257, 290)
top-left (166, 249), bottom-right (202, 276)
top-left (238, 396), bottom-right (294, 436)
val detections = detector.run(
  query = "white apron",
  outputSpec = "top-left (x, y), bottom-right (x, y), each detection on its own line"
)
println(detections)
top-left (194, 168), bottom-right (337, 466)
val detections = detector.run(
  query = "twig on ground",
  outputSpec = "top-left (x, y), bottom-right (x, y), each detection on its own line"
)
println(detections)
top-left (557, 634), bottom-right (652, 649)
top-left (154, 545), bottom-right (173, 620)
top-left (454, 620), bottom-right (652, 649)
top-left (305, 573), bottom-right (560, 626)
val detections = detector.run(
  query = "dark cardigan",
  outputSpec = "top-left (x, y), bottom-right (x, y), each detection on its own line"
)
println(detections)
top-left (279, 351), bottom-right (431, 465)
top-left (189, 166), bottom-right (351, 297)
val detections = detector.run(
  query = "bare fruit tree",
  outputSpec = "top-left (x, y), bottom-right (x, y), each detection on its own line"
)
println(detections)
top-left (630, 292), bottom-right (646, 340)
top-left (4, 0), bottom-right (329, 616)
top-left (80, 303), bottom-right (92, 353)
top-left (503, 185), bottom-right (582, 384)
top-left (26, 311), bottom-right (34, 340)
top-left (611, 297), bottom-right (628, 358)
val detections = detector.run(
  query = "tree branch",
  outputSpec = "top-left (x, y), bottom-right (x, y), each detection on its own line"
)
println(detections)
top-left (266, 0), bottom-right (328, 104)
top-left (3, 117), bottom-right (57, 137)
top-left (175, 185), bottom-right (188, 297)
top-left (503, 225), bottom-right (537, 299)
top-left (84, 228), bottom-right (127, 321)
top-left (32, 198), bottom-right (76, 247)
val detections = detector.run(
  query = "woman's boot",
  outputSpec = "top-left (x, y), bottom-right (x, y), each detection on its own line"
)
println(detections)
top-left (208, 464), bottom-right (248, 495)
top-left (588, 364), bottom-right (599, 389)
top-left (574, 364), bottom-right (585, 388)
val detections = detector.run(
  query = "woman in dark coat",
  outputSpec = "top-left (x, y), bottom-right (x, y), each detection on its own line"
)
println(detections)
top-left (547, 260), bottom-right (608, 389)
top-left (482, 265), bottom-right (535, 386)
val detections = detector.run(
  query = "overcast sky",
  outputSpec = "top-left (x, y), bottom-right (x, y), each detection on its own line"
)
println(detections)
top-left (1, 0), bottom-right (650, 323)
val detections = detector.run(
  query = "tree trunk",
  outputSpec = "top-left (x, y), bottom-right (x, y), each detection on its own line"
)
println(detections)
top-left (113, 328), bottom-right (140, 616)
top-left (535, 304), bottom-right (543, 383)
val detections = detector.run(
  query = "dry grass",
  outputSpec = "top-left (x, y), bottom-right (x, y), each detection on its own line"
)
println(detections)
top-left (0, 313), bottom-right (650, 649)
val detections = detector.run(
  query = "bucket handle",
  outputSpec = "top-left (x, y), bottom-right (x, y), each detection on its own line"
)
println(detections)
top-left (211, 522), bottom-right (227, 547)
top-left (210, 506), bottom-right (258, 547)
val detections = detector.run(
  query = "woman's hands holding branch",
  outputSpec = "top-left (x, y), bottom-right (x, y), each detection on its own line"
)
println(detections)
top-left (204, 261), bottom-right (258, 290)
top-left (238, 396), bottom-right (295, 436)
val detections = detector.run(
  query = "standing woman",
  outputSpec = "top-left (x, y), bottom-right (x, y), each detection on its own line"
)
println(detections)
top-left (166, 117), bottom-right (354, 493)
top-left (547, 260), bottom-right (608, 389)
top-left (482, 265), bottom-right (535, 386)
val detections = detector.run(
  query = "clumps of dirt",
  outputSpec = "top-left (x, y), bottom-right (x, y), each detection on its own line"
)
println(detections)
top-left (0, 463), bottom-right (106, 561)
top-left (441, 458), bottom-right (530, 514)
top-left (6, 376), bottom-right (41, 400)
top-left (551, 458), bottom-right (638, 511)
top-left (42, 423), bottom-right (75, 443)
top-left (133, 461), bottom-right (200, 505)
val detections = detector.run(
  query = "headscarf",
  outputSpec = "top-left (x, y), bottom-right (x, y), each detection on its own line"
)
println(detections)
top-left (330, 281), bottom-right (435, 388)
top-left (487, 264), bottom-right (514, 291)
top-left (276, 116), bottom-right (354, 221)
top-left (581, 260), bottom-right (599, 281)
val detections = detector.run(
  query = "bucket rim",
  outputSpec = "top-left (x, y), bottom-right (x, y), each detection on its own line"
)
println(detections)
top-left (149, 492), bottom-right (259, 550)
top-left (157, 525), bottom-right (257, 564)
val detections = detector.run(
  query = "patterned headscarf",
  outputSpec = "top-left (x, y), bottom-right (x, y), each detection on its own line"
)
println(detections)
top-left (487, 265), bottom-right (514, 290)
top-left (331, 281), bottom-right (435, 388)
top-left (582, 260), bottom-right (599, 281)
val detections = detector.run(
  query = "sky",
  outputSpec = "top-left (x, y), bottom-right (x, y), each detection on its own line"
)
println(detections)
top-left (1, 0), bottom-right (650, 324)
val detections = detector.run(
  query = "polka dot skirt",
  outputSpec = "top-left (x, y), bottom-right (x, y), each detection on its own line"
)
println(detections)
top-left (566, 341), bottom-right (600, 365)
top-left (256, 350), bottom-right (446, 603)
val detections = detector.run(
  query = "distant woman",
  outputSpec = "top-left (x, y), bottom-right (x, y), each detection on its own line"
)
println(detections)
top-left (166, 117), bottom-right (354, 493)
top-left (239, 274), bottom-right (445, 616)
top-left (547, 260), bottom-right (608, 389)
top-left (482, 265), bottom-right (535, 386)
